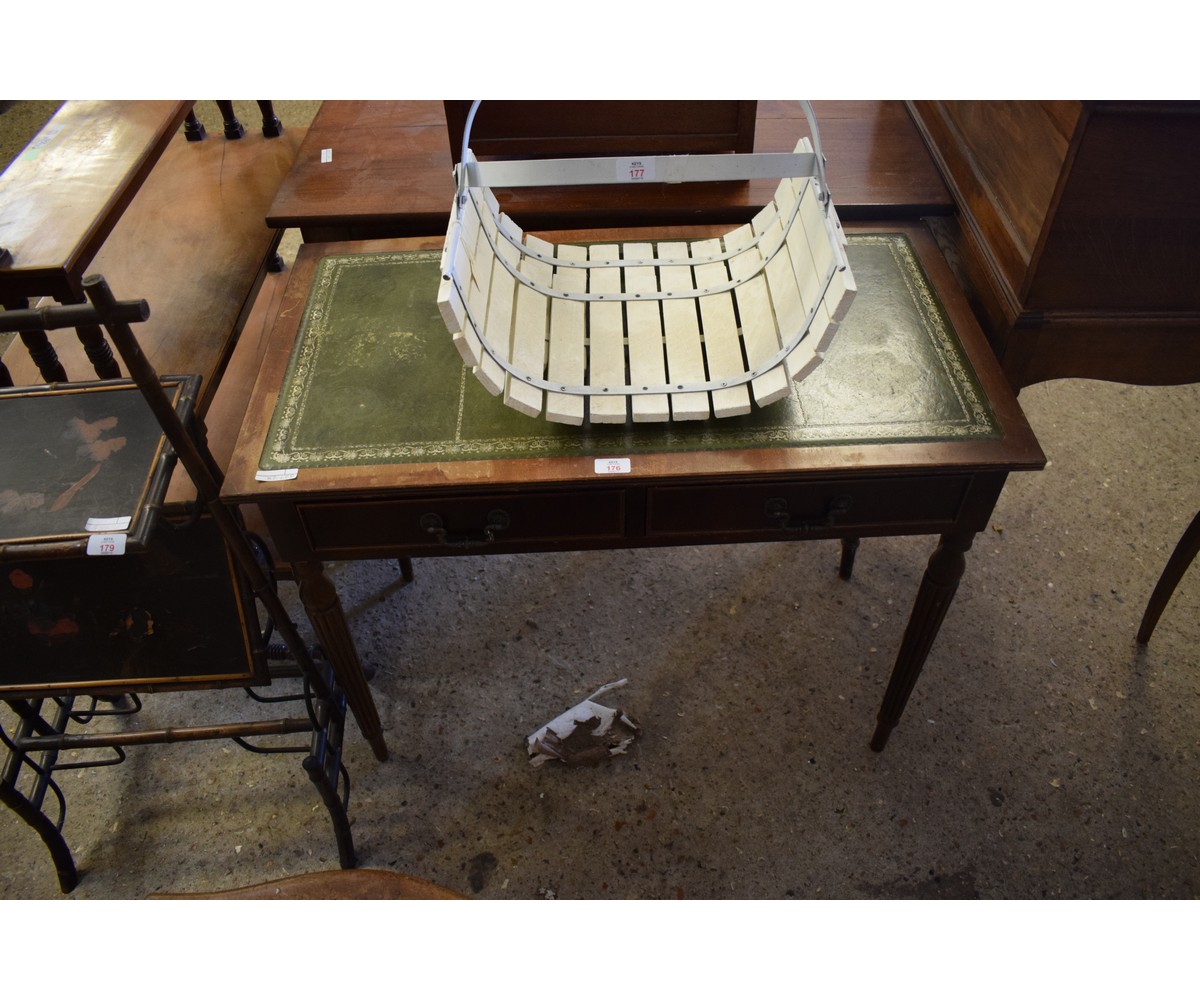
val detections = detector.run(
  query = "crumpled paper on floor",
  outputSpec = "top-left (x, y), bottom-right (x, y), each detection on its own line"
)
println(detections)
top-left (526, 679), bottom-right (639, 768)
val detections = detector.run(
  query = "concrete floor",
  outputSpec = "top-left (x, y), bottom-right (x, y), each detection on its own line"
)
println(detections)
top-left (1, 101), bottom-right (1198, 902)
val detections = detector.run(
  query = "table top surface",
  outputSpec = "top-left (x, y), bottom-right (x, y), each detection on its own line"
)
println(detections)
top-left (2, 121), bottom-right (306, 405)
top-left (266, 100), bottom-right (954, 237)
top-left (222, 221), bottom-right (1042, 505)
top-left (0, 101), bottom-right (190, 299)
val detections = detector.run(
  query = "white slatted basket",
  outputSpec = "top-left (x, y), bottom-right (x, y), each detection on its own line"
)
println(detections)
top-left (437, 101), bottom-right (855, 424)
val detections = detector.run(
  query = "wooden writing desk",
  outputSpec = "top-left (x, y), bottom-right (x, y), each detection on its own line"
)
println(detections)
top-left (266, 101), bottom-right (953, 241)
top-left (220, 222), bottom-right (1043, 755)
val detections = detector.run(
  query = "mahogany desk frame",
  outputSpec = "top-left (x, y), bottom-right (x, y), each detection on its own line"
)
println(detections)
top-left (220, 223), bottom-right (1044, 757)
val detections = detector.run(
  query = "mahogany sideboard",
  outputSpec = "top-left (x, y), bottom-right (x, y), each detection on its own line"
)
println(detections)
top-left (908, 100), bottom-right (1200, 390)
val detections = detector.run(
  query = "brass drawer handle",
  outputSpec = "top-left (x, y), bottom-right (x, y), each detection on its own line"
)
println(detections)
top-left (764, 494), bottom-right (852, 534)
top-left (420, 509), bottom-right (510, 549)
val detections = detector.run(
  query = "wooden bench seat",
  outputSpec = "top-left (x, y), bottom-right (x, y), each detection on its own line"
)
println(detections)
top-left (2, 107), bottom-right (305, 415)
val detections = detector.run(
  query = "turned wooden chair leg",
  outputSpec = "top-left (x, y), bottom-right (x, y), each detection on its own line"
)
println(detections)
top-left (1137, 509), bottom-right (1200, 644)
top-left (6, 294), bottom-right (67, 382)
top-left (17, 330), bottom-right (68, 383)
top-left (257, 100), bottom-right (284, 138)
top-left (216, 101), bottom-right (245, 140)
top-left (183, 108), bottom-right (207, 142)
top-left (75, 322), bottom-right (121, 379)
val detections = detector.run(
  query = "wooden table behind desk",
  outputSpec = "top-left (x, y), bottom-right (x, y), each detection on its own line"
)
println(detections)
top-left (266, 100), bottom-right (953, 241)
top-left (0, 101), bottom-right (190, 302)
top-left (3, 123), bottom-right (305, 412)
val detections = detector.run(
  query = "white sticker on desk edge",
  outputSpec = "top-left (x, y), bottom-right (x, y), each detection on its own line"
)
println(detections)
top-left (87, 533), bottom-right (127, 556)
top-left (320, 148), bottom-right (333, 163)
top-left (595, 458), bottom-right (631, 475)
top-left (256, 468), bottom-right (299, 482)
top-left (85, 515), bottom-right (132, 532)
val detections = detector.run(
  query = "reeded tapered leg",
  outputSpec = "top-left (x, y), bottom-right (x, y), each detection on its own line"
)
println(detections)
top-left (293, 560), bottom-right (387, 761)
top-left (839, 537), bottom-right (860, 581)
top-left (871, 530), bottom-right (973, 751)
top-left (1138, 510), bottom-right (1200, 644)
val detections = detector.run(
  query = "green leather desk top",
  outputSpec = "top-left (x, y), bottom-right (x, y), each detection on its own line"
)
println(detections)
top-left (259, 233), bottom-right (997, 470)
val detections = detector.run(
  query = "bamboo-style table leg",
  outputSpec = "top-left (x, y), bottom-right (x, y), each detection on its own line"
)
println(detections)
top-left (293, 560), bottom-right (388, 762)
top-left (871, 530), bottom-right (974, 751)
top-left (0, 779), bottom-right (79, 893)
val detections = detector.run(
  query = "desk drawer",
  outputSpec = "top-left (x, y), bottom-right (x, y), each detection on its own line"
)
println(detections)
top-left (645, 475), bottom-right (971, 540)
top-left (298, 489), bottom-right (627, 557)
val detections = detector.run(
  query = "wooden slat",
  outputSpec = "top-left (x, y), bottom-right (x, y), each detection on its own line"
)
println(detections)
top-left (464, 191), bottom-right (505, 393)
top-left (657, 241), bottom-right (710, 420)
top-left (772, 171), bottom-right (840, 379)
top-left (436, 209), bottom-right (471, 348)
top-left (587, 244), bottom-right (629, 423)
top-left (788, 140), bottom-right (837, 301)
top-left (623, 242), bottom-right (670, 422)
top-left (796, 175), bottom-right (856, 323)
top-left (480, 212), bottom-right (523, 403)
top-left (753, 195), bottom-right (810, 381)
top-left (773, 174), bottom-right (829, 379)
top-left (725, 223), bottom-right (791, 407)
top-left (691, 237), bottom-right (751, 417)
top-left (505, 231), bottom-right (552, 417)
top-left (544, 242), bottom-right (588, 424)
